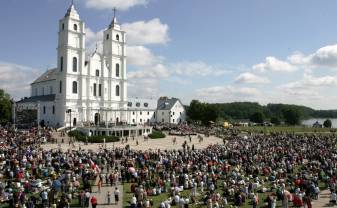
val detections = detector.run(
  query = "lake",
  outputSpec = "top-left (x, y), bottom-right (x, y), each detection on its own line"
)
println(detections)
top-left (302, 118), bottom-right (337, 128)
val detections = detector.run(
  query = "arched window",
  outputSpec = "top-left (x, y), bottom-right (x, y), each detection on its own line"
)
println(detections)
top-left (116, 63), bottom-right (120, 77)
top-left (60, 56), bottom-right (63, 72)
top-left (106, 34), bottom-right (109, 40)
top-left (95, 69), bottom-right (99, 76)
top-left (116, 34), bottom-right (119, 41)
top-left (72, 57), bottom-right (77, 72)
top-left (43, 106), bottom-right (46, 114)
top-left (62, 23), bottom-right (65, 31)
top-left (115, 85), bottom-right (120, 96)
top-left (74, 24), bottom-right (77, 31)
top-left (59, 81), bottom-right (62, 93)
top-left (72, 81), bottom-right (77, 94)
top-left (52, 106), bottom-right (55, 114)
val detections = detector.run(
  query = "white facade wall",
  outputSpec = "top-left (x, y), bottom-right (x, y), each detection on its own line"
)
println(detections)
top-left (169, 101), bottom-right (186, 124)
top-left (31, 80), bottom-right (56, 97)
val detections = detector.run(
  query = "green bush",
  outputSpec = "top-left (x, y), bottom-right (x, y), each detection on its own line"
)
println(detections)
top-left (68, 130), bottom-right (120, 143)
top-left (149, 130), bottom-right (166, 139)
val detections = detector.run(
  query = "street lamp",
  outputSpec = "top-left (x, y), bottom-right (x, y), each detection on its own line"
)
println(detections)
top-left (66, 109), bottom-right (72, 130)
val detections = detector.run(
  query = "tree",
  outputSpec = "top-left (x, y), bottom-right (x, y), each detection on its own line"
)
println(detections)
top-left (202, 104), bottom-right (218, 125)
top-left (187, 100), bottom-right (205, 121)
top-left (250, 112), bottom-right (264, 123)
top-left (323, 119), bottom-right (332, 128)
top-left (282, 108), bottom-right (300, 125)
top-left (270, 117), bottom-right (281, 125)
top-left (0, 89), bottom-right (12, 124)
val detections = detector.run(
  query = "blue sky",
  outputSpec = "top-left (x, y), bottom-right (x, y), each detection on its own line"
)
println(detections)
top-left (1, 0), bottom-right (337, 109)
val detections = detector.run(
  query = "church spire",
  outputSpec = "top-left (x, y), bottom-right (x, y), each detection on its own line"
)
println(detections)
top-left (109, 8), bottom-right (119, 29)
top-left (64, 0), bottom-right (79, 19)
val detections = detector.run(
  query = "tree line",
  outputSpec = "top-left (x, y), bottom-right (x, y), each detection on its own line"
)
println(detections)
top-left (187, 100), bottom-right (336, 126)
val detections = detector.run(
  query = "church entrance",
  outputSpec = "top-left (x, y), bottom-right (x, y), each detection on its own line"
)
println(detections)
top-left (94, 113), bottom-right (100, 126)
top-left (73, 118), bottom-right (77, 126)
top-left (116, 117), bottom-right (119, 125)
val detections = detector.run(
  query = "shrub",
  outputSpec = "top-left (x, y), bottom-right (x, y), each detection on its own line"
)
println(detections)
top-left (149, 130), bottom-right (166, 139)
top-left (68, 130), bottom-right (120, 143)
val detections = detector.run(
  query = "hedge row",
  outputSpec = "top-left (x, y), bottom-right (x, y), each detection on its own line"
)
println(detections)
top-left (68, 130), bottom-right (120, 143)
top-left (149, 130), bottom-right (166, 139)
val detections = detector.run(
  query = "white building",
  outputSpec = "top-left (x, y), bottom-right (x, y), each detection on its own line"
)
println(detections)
top-left (156, 97), bottom-right (186, 124)
top-left (15, 4), bottom-right (186, 135)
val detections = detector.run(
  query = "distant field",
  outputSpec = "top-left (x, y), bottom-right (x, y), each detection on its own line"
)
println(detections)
top-left (237, 126), bottom-right (337, 134)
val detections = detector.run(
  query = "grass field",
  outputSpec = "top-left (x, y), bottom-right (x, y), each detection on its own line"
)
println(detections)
top-left (237, 126), bottom-right (337, 134)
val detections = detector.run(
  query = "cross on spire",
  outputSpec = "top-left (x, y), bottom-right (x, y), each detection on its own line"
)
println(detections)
top-left (113, 8), bottom-right (117, 18)
top-left (71, 0), bottom-right (74, 5)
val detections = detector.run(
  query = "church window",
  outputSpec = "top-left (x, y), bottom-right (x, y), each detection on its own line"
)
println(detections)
top-left (115, 85), bottom-right (120, 96)
top-left (93, 83), bottom-right (97, 96)
top-left (116, 34), bottom-right (119, 41)
top-left (60, 56), bottom-right (63, 72)
top-left (74, 24), bottom-right (77, 31)
top-left (43, 106), bottom-right (46, 114)
top-left (173, 119), bottom-right (175, 123)
top-left (132, 119), bottom-right (135, 123)
top-left (59, 81), bottom-right (62, 93)
top-left (106, 34), bottom-right (109, 40)
top-left (96, 69), bottom-right (99, 76)
top-left (140, 119), bottom-right (142, 122)
top-left (140, 111), bottom-right (142, 115)
top-left (147, 111), bottom-right (149, 115)
top-left (154, 112), bottom-right (156, 119)
top-left (62, 23), bottom-right (65, 31)
top-left (52, 106), bottom-right (55, 114)
top-left (128, 102), bottom-right (132, 107)
top-left (99, 84), bottom-right (102, 96)
top-left (72, 57), bottom-right (77, 72)
top-left (136, 102), bottom-right (140, 107)
top-left (132, 112), bottom-right (135, 115)
top-left (144, 103), bottom-right (148, 107)
top-left (72, 81), bottom-right (77, 94)
top-left (116, 64), bottom-right (120, 77)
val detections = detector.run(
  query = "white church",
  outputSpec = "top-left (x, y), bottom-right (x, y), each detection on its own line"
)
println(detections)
top-left (16, 3), bottom-right (186, 136)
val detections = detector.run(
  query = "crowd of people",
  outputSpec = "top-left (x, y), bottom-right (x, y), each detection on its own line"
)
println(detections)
top-left (120, 133), bottom-right (337, 207)
top-left (1, 124), bottom-right (337, 207)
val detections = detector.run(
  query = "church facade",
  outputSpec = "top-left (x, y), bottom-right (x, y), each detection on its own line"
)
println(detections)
top-left (16, 4), bottom-right (186, 131)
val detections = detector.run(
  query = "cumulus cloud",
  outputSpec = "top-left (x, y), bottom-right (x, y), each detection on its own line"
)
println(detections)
top-left (122, 18), bottom-right (170, 45)
top-left (195, 85), bottom-right (260, 103)
top-left (127, 46), bottom-right (164, 67)
top-left (84, 0), bottom-right (149, 11)
top-left (128, 64), bottom-right (170, 79)
top-left (235, 72), bottom-right (270, 84)
top-left (288, 44), bottom-right (337, 69)
top-left (0, 62), bottom-right (41, 99)
top-left (253, 56), bottom-right (297, 73)
top-left (172, 61), bottom-right (230, 77)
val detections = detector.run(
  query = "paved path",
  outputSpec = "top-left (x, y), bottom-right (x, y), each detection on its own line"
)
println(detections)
top-left (43, 134), bottom-right (223, 152)
top-left (313, 189), bottom-right (333, 208)
top-left (90, 166), bottom-right (123, 208)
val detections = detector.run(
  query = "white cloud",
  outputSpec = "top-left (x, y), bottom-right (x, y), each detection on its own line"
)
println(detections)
top-left (122, 18), bottom-right (170, 45)
top-left (127, 45), bottom-right (163, 67)
top-left (280, 73), bottom-right (337, 90)
top-left (195, 85), bottom-right (260, 103)
top-left (0, 62), bottom-right (41, 99)
top-left (288, 44), bottom-right (337, 68)
top-left (128, 78), bottom-right (160, 98)
top-left (172, 61), bottom-right (230, 77)
top-left (253, 56), bottom-right (297, 72)
top-left (235, 72), bottom-right (270, 84)
top-left (128, 64), bottom-right (170, 79)
top-left (84, 0), bottom-right (149, 11)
